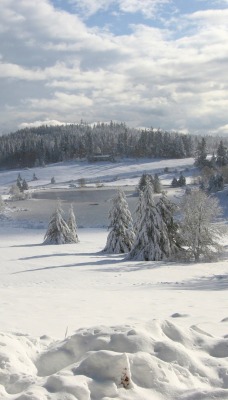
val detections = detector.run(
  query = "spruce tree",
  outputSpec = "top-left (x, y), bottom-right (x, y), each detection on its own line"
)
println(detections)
top-left (22, 179), bottom-right (28, 191)
top-left (195, 138), bottom-right (207, 167)
top-left (67, 204), bottom-right (79, 243)
top-left (156, 192), bottom-right (182, 258)
top-left (16, 177), bottom-right (23, 192)
top-left (216, 140), bottom-right (228, 167)
top-left (0, 195), bottom-right (4, 210)
top-left (103, 189), bottom-right (135, 253)
top-left (138, 173), bottom-right (148, 192)
top-left (128, 179), bottom-right (168, 261)
top-left (43, 201), bottom-right (75, 245)
top-left (171, 177), bottom-right (178, 187)
top-left (178, 174), bottom-right (186, 187)
top-left (208, 174), bottom-right (224, 192)
top-left (133, 190), bottom-right (143, 235)
top-left (153, 173), bottom-right (162, 193)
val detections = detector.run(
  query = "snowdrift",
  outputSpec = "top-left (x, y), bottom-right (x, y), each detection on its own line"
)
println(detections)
top-left (0, 320), bottom-right (228, 400)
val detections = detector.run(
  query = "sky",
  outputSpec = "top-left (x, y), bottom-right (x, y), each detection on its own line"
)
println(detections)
top-left (0, 0), bottom-right (228, 135)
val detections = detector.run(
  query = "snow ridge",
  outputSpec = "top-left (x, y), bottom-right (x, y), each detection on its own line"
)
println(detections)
top-left (0, 320), bottom-right (228, 400)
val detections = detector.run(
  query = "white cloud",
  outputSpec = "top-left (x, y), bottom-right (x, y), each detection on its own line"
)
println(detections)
top-left (67, 0), bottom-right (171, 18)
top-left (0, 62), bottom-right (44, 80)
top-left (187, 8), bottom-right (228, 25)
top-left (216, 124), bottom-right (228, 135)
top-left (118, 0), bottom-right (170, 18)
top-left (26, 92), bottom-right (93, 112)
top-left (18, 119), bottom-right (72, 129)
top-left (67, 0), bottom-right (113, 16)
top-left (0, 0), bottom-right (228, 134)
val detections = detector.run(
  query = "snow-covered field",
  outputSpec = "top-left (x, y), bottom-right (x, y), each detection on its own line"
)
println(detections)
top-left (0, 158), bottom-right (227, 400)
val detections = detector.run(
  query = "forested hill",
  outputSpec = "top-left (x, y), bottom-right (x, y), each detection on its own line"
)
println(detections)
top-left (0, 121), bottom-right (198, 168)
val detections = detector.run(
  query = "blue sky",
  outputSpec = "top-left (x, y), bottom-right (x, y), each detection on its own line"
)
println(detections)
top-left (0, 0), bottom-right (228, 134)
top-left (54, 0), bottom-right (228, 34)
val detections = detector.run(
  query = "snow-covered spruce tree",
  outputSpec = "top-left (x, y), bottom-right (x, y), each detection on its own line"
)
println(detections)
top-left (43, 201), bottom-right (75, 245)
top-left (156, 192), bottom-right (182, 258)
top-left (153, 173), bottom-right (162, 193)
top-left (103, 189), bottom-right (135, 253)
top-left (178, 174), bottom-right (186, 187)
top-left (216, 140), bottom-right (228, 167)
top-left (128, 178), bottom-right (170, 261)
top-left (16, 177), bottom-right (22, 192)
top-left (208, 174), bottom-right (224, 193)
top-left (0, 195), bottom-right (4, 210)
top-left (195, 138), bottom-right (208, 167)
top-left (133, 190), bottom-right (143, 235)
top-left (180, 190), bottom-right (225, 261)
top-left (138, 173), bottom-right (149, 192)
top-left (22, 178), bottom-right (29, 191)
top-left (67, 204), bottom-right (79, 243)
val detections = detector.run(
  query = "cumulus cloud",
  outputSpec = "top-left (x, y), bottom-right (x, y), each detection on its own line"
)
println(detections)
top-left (0, 0), bottom-right (228, 134)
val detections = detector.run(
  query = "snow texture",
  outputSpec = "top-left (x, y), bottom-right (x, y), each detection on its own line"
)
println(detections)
top-left (0, 157), bottom-right (227, 400)
top-left (0, 320), bottom-right (228, 399)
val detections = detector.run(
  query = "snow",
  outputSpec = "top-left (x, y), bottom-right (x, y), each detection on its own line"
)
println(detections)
top-left (0, 157), bottom-right (195, 195)
top-left (0, 157), bottom-right (227, 399)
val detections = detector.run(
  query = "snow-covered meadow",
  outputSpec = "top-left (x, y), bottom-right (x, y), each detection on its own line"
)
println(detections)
top-left (0, 158), bottom-right (227, 400)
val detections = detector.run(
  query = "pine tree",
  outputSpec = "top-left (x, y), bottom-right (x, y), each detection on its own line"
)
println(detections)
top-left (67, 204), bottom-right (79, 243)
top-left (133, 190), bottom-right (143, 235)
top-left (138, 173), bottom-right (148, 192)
top-left (208, 174), bottom-right (224, 192)
top-left (153, 173), bottom-right (162, 193)
top-left (178, 174), bottom-right (186, 187)
top-left (0, 195), bottom-right (4, 210)
top-left (128, 179), bottom-right (168, 261)
top-left (171, 177), bottom-right (178, 187)
top-left (43, 202), bottom-right (75, 245)
top-left (216, 140), bottom-right (228, 167)
top-left (16, 177), bottom-right (23, 192)
top-left (156, 192), bottom-right (182, 258)
top-left (22, 179), bottom-right (28, 191)
top-left (195, 138), bottom-right (208, 167)
top-left (103, 189), bottom-right (135, 253)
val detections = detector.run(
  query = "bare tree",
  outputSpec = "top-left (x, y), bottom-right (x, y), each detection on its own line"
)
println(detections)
top-left (180, 190), bottom-right (226, 261)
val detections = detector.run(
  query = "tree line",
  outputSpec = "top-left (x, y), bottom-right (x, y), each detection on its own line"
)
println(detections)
top-left (0, 122), bottom-right (198, 168)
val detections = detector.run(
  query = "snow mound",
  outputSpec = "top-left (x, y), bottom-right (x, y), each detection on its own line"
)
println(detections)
top-left (0, 320), bottom-right (228, 399)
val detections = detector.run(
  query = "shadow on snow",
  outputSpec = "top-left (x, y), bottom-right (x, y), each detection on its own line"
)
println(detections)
top-left (161, 274), bottom-right (228, 291)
